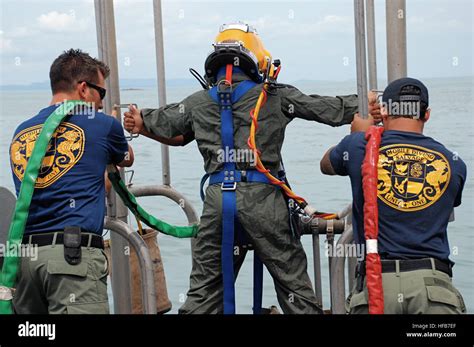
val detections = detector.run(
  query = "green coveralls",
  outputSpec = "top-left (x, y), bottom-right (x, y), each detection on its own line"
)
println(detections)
top-left (347, 266), bottom-right (466, 314)
top-left (142, 72), bottom-right (358, 314)
top-left (13, 240), bottom-right (109, 314)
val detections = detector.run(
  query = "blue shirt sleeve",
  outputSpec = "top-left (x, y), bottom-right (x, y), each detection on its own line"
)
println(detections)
top-left (106, 117), bottom-right (129, 164)
top-left (454, 158), bottom-right (467, 207)
top-left (329, 134), bottom-right (354, 176)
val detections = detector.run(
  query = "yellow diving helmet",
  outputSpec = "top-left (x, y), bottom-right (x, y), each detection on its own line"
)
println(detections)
top-left (204, 22), bottom-right (272, 84)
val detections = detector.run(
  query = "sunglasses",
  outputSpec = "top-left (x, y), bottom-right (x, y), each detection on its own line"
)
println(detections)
top-left (79, 81), bottom-right (107, 100)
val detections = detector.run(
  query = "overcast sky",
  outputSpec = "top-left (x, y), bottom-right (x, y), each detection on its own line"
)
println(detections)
top-left (0, 0), bottom-right (472, 86)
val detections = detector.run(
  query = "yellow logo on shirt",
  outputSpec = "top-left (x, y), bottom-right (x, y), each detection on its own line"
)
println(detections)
top-left (10, 123), bottom-right (85, 188)
top-left (377, 144), bottom-right (450, 211)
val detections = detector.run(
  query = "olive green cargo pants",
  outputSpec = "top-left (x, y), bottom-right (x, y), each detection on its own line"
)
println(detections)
top-left (13, 238), bottom-right (109, 314)
top-left (346, 260), bottom-right (466, 314)
top-left (179, 182), bottom-right (321, 314)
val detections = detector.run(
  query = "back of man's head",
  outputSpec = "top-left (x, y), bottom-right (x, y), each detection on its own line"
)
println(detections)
top-left (49, 49), bottom-right (110, 95)
top-left (382, 77), bottom-right (429, 120)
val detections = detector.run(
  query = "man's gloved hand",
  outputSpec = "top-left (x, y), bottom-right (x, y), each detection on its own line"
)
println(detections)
top-left (368, 90), bottom-right (382, 123)
top-left (123, 104), bottom-right (144, 135)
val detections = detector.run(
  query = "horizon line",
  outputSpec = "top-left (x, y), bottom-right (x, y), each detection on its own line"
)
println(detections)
top-left (1, 75), bottom-right (473, 89)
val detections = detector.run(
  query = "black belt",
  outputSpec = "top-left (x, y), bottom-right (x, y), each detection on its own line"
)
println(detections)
top-left (357, 258), bottom-right (452, 277)
top-left (22, 232), bottom-right (104, 249)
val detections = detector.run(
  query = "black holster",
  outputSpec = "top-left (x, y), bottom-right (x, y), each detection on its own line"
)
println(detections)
top-left (287, 199), bottom-right (303, 239)
top-left (355, 261), bottom-right (366, 292)
top-left (64, 226), bottom-right (82, 265)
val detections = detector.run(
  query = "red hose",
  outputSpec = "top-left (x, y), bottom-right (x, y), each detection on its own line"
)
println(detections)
top-left (362, 126), bottom-right (385, 314)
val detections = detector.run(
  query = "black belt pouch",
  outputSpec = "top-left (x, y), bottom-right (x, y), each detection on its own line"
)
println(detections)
top-left (64, 226), bottom-right (82, 265)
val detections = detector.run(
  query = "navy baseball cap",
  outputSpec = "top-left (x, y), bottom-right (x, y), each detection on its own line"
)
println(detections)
top-left (382, 77), bottom-right (429, 118)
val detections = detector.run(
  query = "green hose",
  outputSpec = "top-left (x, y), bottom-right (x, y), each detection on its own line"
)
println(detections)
top-left (107, 167), bottom-right (198, 238)
top-left (0, 101), bottom-right (198, 314)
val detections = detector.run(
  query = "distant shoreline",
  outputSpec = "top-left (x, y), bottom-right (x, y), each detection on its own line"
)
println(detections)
top-left (1, 75), bottom-right (473, 92)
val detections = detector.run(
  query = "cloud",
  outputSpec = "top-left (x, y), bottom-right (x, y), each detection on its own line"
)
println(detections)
top-left (37, 11), bottom-right (88, 32)
top-left (321, 15), bottom-right (348, 25)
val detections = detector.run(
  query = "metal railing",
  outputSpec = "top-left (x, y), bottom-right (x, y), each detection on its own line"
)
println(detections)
top-left (330, 225), bottom-right (355, 314)
top-left (129, 185), bottom-right (199, 226)
top-left (299, 205), bottom-right (356, 313)
top-left (104, 217), bottom-right (157, 314)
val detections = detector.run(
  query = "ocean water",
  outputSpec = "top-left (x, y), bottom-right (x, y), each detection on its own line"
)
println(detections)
top-left (0, 76), bottom-right (473, 313)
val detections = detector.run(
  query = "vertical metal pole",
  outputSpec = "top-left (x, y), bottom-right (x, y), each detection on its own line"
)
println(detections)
top-left (354, 0), bottom-right (369, 118)
top-left (366, 0), bottom-right (378, 90)
top-left (94, 0), bottom-right (132, 314)
top-left (386, 0), bottom-right (407, 83)
top-left (347, 254), bottom-right (358, 294)
top-left (330, 228), bottom-right (354, 314)
top-left (327, 234), bottom-right (335, 310)
top-left (153, 0), bottom-right (171, 186)
top-left (312, 234), bottom-right (323, 308)
top-left (345, 210), bottom-right (357, 295)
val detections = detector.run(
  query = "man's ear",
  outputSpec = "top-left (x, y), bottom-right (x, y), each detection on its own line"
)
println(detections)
top-left (77, 81), bottom-right (87, 100)
top-left (422, 108), bottom-right (431, 123)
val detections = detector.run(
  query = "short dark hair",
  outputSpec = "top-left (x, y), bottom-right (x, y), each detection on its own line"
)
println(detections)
top-left (49, 49), bottom-right (110, 94)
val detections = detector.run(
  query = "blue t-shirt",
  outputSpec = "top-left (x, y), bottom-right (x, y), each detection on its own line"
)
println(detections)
top-left (10, 103), bottom-right (128, 235)
top-left (329, 130), bottom-right (467, 263)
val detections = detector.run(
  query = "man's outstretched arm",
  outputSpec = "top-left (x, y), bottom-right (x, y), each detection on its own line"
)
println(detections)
top-left (281, 87), bottom-right (381, 126)
top-left (138, 129), bottom-right (193, 146)
top-left (123, 104), bottom-right (194, 146)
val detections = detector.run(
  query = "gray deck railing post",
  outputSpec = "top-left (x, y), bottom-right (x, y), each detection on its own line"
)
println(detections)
top-left (354, 0), bottom-right (369, 119)
top-left (152, 0), bottom-right (171, 186)
top-left (330, 226), bottom-right (354, 314)
top-left (345, 209), bottom-right (357, 295)
top-left (326, 220), bottom-right (335, 310)
top-left (386, 0), bottom-right (407, 83)
top-left (312, 231), bottom-right (323, 308)
top-left (366, 0), bottom-right (378, 90)
top-left (94, 0), bottom-right (132, 313)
